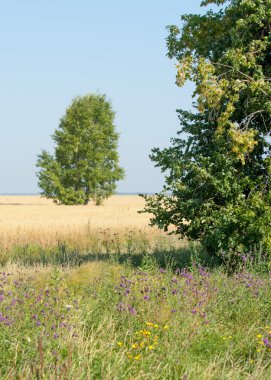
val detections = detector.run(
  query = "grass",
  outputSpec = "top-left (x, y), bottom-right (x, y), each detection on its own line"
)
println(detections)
top-left (1, 195), bottom-right (271, 379)
top-left (1, 261), bottom-right (271, 379)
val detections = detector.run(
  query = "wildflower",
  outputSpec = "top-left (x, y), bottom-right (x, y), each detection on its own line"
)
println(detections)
top-left (257, 349), bottom-right (261, 352)
top-left (222, 337), bottom-right (227, 340)
top-left (249, 359), bottom-right (254, 364)
top-left (263, 338), bottom-right (271, 349)
top-left (146, 322), bottom-right (154, 327)
top-left (117, 342), bottom-right (123, 346)
top-left (154, 324), bottom-right (158, 328)
top-left (148, 345), bottom-right (154, 350)
top-left (163, 325), bottom-right (169, 330)
top-left (256, 334), bottom-right (262, 338)
top-left (128, 305), bottom-right (137, 315)
top-left (132, 344), bottom-right (138, 349)
top-left (134, 355), bottom-right (141, 360)
top-left (142, 329), bottom-right (151, 336)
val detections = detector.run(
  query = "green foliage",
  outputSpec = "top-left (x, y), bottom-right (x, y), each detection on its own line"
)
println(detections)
top-left (143, 0), bottom-right (271, 258)
top-left (36, 94), bottom-right (124, 205)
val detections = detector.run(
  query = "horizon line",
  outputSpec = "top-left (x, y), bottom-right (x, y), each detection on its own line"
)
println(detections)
top-left (0, 192), bottom-right (156, 196)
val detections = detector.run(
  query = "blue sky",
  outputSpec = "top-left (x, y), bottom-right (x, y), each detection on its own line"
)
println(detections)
top-left (0, 1), bottom-right (212, 194)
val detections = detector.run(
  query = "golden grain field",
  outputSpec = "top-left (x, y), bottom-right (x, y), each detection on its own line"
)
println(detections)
top-left (0, 195), bottom-right (178, 252)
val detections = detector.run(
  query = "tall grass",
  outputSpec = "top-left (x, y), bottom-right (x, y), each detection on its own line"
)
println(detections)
top-left (1, 195), bottom-right (271, 378)
top-left (1, 262), bottom-right (271, 379)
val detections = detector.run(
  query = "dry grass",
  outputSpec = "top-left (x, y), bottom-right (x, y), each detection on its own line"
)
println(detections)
top-left (0, 195), bottom-right (178, 252)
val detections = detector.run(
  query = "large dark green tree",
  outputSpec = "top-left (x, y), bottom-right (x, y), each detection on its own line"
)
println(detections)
top-left (37, 94), bottom-right (124, 205)
top-left (143, 0), bottom-right (271, 257)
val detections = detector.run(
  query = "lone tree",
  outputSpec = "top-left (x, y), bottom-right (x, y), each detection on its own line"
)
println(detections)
top-left (143, 0), bottom-right (271, 258)
top-left (36, 94), bottom-right (125, 205)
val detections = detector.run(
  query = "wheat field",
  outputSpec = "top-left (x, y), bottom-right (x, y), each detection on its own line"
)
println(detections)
top-left (0, 195), bottom-right (178, 252)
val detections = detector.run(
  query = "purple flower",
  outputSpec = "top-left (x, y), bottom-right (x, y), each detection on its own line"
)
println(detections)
top-left (263, 338), bottom-right (271, 349)
top-left (128, 305), bottom-right (137, 315)
top-left (143, 295), bottom-right (149, 300)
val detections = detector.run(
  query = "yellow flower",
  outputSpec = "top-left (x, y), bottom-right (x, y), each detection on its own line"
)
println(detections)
top-left (222, 337), bottom-right (227, 340)
top-left (257, 334), bottom-right (262, 338)
top-left (154, 324), bottom-right (159, 328)
top-left (142, 330), bottom-right (151, 336)
top-left (139, 342), bottom-right (145, 348)
top-left (163, 325), bottom-right (169, 330)
top-left (257, 349), bottom-right (261, 352)
top-left (132, 344), bottom-right (138, 349)
top-left (134, 355), bottom-right (141, 360)
top-left (148, 345), bottom-right (154, 350)
top-left (249, 359), bottom-right (254, 364)
top-left (228, 336), bottom-right (232, 339)
top-left (146, 322), bottom-right (154, 327)
top-left (117, 342), bottom-right (123, 346)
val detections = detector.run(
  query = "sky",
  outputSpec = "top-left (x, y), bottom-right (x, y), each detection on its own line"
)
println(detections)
top-left (0, 1), bottom-right (214, 194)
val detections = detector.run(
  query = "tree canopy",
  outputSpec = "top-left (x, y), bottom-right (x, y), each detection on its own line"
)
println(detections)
top-left (143, 0), bottom-right (271, 258)
top-left (36, 94), bottom-right (125, 205)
